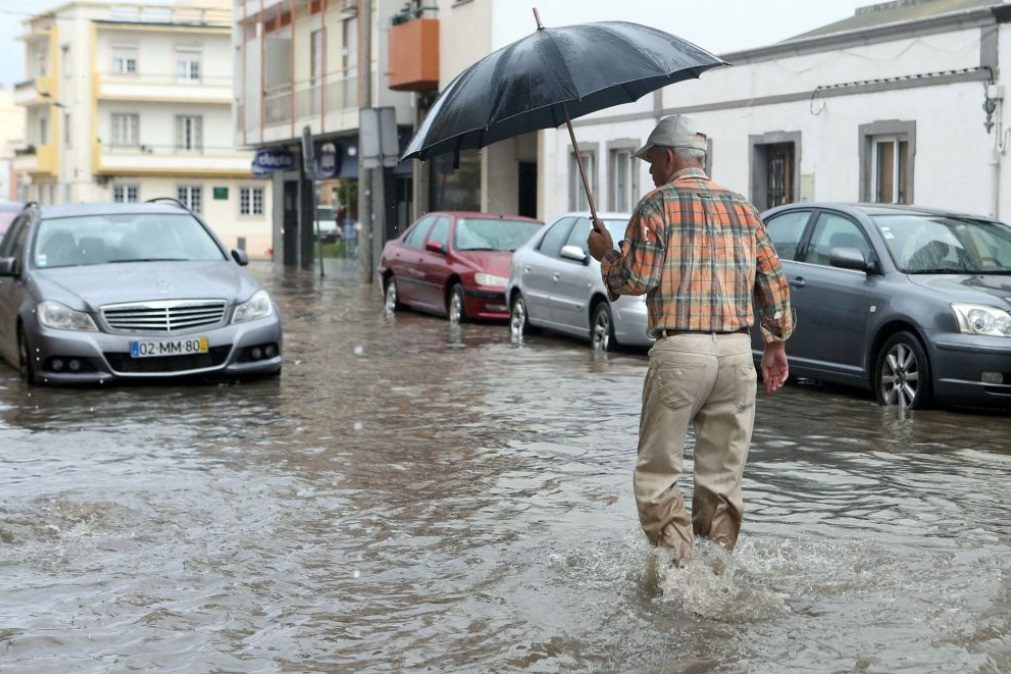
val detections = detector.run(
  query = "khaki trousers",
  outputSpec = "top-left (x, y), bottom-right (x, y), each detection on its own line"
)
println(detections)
top-left (634, 332), bottom-right (757, 560)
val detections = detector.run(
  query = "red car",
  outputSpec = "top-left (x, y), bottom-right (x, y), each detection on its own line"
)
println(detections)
top-left (379, 211), bottom-right (542, 322)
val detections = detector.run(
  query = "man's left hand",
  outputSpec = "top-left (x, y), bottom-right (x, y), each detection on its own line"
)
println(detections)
top-left (587, 219), bottom-right (613, 261)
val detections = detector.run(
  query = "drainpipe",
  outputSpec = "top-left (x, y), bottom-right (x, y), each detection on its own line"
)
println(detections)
top-left (987, 84), bottom-right (1005, 219)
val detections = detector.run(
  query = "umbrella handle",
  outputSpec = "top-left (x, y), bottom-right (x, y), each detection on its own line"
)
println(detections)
top-left (561, 103), bottom-right (600, 227)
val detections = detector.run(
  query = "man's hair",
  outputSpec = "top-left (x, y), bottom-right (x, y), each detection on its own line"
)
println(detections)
top-left (673, 147), bottom-right (706, 164)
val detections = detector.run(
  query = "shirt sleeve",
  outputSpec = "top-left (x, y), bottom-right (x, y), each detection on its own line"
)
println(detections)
top-left (752, 212), bottom-right (795, 343)
top-left (600, 200), bottom-right (665, 302)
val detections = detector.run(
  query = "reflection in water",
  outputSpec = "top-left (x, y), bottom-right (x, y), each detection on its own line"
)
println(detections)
top-left (1, 260), bottom-right (1010, 673)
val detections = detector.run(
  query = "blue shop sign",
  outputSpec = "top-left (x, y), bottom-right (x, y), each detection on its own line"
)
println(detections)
top-left (251, 148), bottom-right (296, 176)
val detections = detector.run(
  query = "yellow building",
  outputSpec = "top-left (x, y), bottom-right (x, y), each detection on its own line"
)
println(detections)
top-left (14, 0), bottom-right (273, 259)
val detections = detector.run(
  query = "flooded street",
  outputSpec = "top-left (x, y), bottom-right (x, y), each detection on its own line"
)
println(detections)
top-left (2, 260), bottom-right (1010, 673)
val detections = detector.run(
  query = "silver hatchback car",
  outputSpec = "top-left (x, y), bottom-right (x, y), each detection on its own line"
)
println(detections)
top-left (507, 212), bottom-right (652, 351)
top-left (0, 201), bottom-right (282, 385)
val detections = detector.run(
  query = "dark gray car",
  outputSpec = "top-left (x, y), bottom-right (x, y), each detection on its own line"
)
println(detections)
top-left (0, 201), bottom-right (282, 385)
top-left (758, 202), bottom-right (1011, 410)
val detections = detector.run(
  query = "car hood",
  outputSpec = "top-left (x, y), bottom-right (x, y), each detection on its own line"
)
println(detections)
top-left (32, 261), bottom-right (260, 311)
top-left (907, 273), bottom-right (1011, 308)
top-left (454, 250), bottom-right (513, 277)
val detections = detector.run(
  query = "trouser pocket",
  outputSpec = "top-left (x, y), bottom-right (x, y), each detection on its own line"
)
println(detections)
top-left (653, 361), bottom-right (709, 410)
top-left (735, 362), bottom-right (758, 411)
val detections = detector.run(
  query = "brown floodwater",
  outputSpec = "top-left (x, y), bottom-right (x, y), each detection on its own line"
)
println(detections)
top-left (1, 260), bottom-right (1009, 673)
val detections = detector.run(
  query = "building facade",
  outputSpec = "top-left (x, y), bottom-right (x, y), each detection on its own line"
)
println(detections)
top-left (0, 88), bottom-right (26, 202)
top-left (14, 0), bottom-right (272, 258)
top-left (542, 0), bottom-right (1011, 223)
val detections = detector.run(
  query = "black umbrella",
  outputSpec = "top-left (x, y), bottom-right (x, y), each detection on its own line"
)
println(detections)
top-left (401, 11), bottom-right (727, 220)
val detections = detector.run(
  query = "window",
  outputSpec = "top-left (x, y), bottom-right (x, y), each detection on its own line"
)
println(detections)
top-left (61, 45), bottom-right (71, 78)
top-left (610, 148), bottom-right (638, 213)
top-left (404, 216), bottom-right (435, 248)
top-left (860, 121), bottom-right (914, 204)
top-left (113, 184), bottom-right (139, 203)
top-left (63, 112), bottom-right (71, 148)
top-left (569, 148), bottom-right (597, 212)
top-left (175, 115), bottom-right (203, 151)
top-left (763, 210), bottom-right (811, 261)
top-left (110, 113), bottom-right (139, 146)
top-left (310, 29), bottom-right (324, 85)
top-left (239, 186), bottom-right (264, 215)
top-left (427, 216), bottom-right (450, 249)
top-left (177, 185), bottom-right (202, 213)
top-left (38, 116), bottom-right (49, 145)
top-left (803, 212), bottom-right (870, 266)
top-left (538, 217), bottom-right (576, 257)
top-left (112, 47), bottom-right (138, 74)
top-left (176, 54), bottom-right (201, 83)
top-left (342, 17), bottom-right (357, 77)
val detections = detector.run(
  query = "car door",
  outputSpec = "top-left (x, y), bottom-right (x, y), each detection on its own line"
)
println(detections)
top-left (392, 215), bottom-right (436, 307)
top-left (519, 217), bottom-right (575, 325)
top-left (552, 216), bottom-right (595, 330)
top-left (755, 208), bottom-right (813, 358)
top-left (790, 210), bottom-right (880, 378)
top-left (416, 215), bottom-right (452, 312)
top-left (0, 215), bottom-right (30, 365)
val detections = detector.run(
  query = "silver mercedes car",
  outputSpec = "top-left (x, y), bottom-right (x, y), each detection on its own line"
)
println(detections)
top-left (0, 201), bottom-right (282, 385)
top-left (506, 211), bottom-right (652, 351)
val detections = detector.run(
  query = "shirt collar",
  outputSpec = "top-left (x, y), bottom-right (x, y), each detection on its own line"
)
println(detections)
top-left (671, 167), bottom-right (708, 181)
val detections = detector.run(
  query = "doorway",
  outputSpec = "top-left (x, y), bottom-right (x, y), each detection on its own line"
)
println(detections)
top-left (518, 162), bottom-right (537, 218)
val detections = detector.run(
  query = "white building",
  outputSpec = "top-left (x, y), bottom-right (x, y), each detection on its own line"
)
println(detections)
top-left (14, 0), bottom-right (272, 258)
top-left (542, 0), bottom-right (1011, 222)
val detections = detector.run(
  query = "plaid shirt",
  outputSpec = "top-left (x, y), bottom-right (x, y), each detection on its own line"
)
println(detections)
top-left (600, 167), bottom-right (794, 343)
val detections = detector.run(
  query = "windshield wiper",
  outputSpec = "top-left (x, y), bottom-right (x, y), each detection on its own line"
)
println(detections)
top-left (906, 267), bottom-right (969, 274)
top-left (108, 258), bottom-right (190, 263)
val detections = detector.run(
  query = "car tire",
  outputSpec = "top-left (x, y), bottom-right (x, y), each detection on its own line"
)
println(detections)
top-left (591, 301), bottom-right (616, 352)
top-left (17, 325), bottom-right (40, 385)
top-left (384, 276), bottom-right (401, 313)
top-left (510, 293), bottom-right (534, 341)
top-left (448, 283), bottom-right (466, 324)
top-left (875, 331), bottom-right (932, 409)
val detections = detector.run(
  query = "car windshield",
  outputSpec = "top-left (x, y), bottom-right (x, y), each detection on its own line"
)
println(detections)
top-left (33, 213), bottom-right (225, 269)
top-left (317, 206), bottom-right (335, 220)
top-left (872, 214), bottom-right (1011, 273)
top-left (455, 217), bottom-right (542, 252)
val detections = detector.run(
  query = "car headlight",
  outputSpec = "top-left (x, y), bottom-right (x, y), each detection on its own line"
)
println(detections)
top-left (952, 303), bottom-right (1011, 337)
top-left (232, 289), bottom-right (274, 324)
top-left (37, 301), bottom-right (98, 331)
top-left (474, 272), bottom-right (508, 288)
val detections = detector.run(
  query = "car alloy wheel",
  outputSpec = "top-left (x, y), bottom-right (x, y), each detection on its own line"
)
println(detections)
top-left (384, 277), bottom-right (400, 313)
top-left (875, 331), bottom-right (932, 409)
top-left (510, 294), bottom-right (529, 341)
top-left (591, 302), bottom-right (615, 352)
top-left (448, 284), bottom-right (466, 324)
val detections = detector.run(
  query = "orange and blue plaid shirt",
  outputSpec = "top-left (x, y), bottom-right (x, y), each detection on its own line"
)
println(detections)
top-left (600, 167), bottom-right (794, 343)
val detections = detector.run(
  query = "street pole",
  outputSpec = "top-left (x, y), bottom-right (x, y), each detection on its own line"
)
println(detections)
top-left (357, 0), bottom-right (373, 285)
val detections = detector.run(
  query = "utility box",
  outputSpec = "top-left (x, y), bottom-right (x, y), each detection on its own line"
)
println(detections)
top-left (388, 18), bottom-right (439, 92)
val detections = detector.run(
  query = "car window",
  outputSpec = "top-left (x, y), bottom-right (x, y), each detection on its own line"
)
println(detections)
top-left (32, 213), bottom-right (225, 268)
top-left (873, 213), bottom-right (1011, 273)
top-left (404, 216), bottom-right (436, 249)
top-left (0, 215), bottom-right (28, 258)
top-left (427, 216), bottom-right (450, 248)
top-left (763, 210), bottom-right (810, 261)
top-left (454, 217), bottom-right (541, 251)
top-left (803, 213), bottom-right (870, 266)
top-left (564, 217), bottom-right (627, 254)
top-left (538, 217), bottom-right (576, 257)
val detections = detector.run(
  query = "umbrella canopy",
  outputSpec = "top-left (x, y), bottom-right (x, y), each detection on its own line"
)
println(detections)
top-left (401, 20), bottom-right (727, 163)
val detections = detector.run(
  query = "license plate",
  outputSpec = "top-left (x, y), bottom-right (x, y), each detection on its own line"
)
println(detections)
top-left (130, 336), bottom-right (209, 358)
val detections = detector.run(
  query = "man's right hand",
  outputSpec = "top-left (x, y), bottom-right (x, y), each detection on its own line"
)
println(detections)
top-left (587, 219), bottom-right (613, 261)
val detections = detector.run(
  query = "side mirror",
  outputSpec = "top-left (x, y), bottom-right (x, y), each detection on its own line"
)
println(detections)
top-left (425, 240), bottom-right (445, 254)
top-left (560, 244), bottom-right (590, 265)
top-left (231, 249), bottom-right (249, 266)
top-left (829, 247), bottom-right (874, 273)
top-left (0, 257), bottom-right (16, 277)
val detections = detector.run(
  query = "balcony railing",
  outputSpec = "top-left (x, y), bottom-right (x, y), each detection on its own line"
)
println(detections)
top-left (96, 143), bottom-right (252, 174)
top-left (261, 74), bottom-right (359, 128)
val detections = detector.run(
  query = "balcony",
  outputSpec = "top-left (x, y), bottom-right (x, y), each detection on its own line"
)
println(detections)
top-left (14, 76), bottom-right (58, 107)
top-left (13, 144), bottom-right (57, 177)
top-left (96, 72), bottom-right (233, 104)
top-left (388, 18), bottom-right (439, 92)
top-left (95, 144), bottom-right (253, 177)
top-left (251, 74), bottom-right (359, 144)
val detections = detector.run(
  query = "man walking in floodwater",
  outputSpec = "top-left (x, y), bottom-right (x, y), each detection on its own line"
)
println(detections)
top-left (587, 115), bottom-right (794, 563)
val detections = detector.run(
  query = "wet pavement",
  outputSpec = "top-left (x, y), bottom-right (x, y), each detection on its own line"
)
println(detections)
top-left (1, 259), bottom-right (1010, 673)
